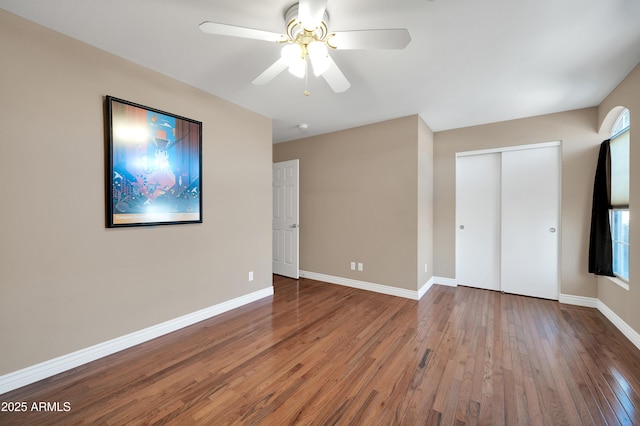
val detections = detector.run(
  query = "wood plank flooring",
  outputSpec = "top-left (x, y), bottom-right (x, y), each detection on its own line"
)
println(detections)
top-left (1, 275), bottom-right (640, 425)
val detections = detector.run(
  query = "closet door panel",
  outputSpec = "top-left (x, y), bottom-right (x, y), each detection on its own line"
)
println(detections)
top-left (501, 146), bottom-right (560, 299)
top-left (456, 153), bottom-right (501, 291)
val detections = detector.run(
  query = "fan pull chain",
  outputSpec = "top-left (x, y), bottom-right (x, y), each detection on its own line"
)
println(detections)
top-left (304, 58), bottom-right (310, 96)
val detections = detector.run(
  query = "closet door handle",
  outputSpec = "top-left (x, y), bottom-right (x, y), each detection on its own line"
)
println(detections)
top-left (549, 227), bottom-right (556, 233)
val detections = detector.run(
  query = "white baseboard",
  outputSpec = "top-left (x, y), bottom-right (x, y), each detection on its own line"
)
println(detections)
top-left (559, 293), bottom-right (640, 351)
top-left (0, 287), bottom-right (274, 395)
top-left (558, 293), bottom-right (598, 308)
top-left (299, 271), bottom-right (421, 300)
top-left (298, 273), bottom-right (460, 301)
top-left (433, 276), bottom-right (458, 287)
top-left (596, 300), bottom-right (640, 350)
top-left (418, 277), bottom-right (434, 299)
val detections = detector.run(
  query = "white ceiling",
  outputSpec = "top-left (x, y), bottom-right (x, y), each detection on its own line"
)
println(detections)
top-left (2, 0), bottom-right (640, 142)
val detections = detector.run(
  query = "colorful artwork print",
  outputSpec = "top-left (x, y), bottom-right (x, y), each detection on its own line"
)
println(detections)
top-left (107, 97), bottom-right (202, 227)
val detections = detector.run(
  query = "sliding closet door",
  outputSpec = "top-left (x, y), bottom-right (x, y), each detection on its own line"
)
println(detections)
top-left (501, 146), bottom-right (560, 299)
top-left (456, 153), bottom-right (501, 291)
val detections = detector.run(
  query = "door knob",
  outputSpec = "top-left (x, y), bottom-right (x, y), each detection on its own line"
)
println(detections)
top-left (459, 225), bottom-right (465, 230)
top-left (290, 224), bottom-right (298, 229)
top-left (549, 227), bottom-right (556, 233)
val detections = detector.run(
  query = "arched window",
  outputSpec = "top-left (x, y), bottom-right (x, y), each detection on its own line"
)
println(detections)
top-left (610, 108), bottom-right (630, 281)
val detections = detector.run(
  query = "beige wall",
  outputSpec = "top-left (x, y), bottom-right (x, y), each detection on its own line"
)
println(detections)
top-left (0, 11), bottom-right (272, 375)
top-left (597, 64), bottom-right (640, 333)
top-left (433, 108), bottom-right (602, 298)
top-left (418, 118), bottom-right (434, 288)
top-left (273, 115), bottom-right (433, 291)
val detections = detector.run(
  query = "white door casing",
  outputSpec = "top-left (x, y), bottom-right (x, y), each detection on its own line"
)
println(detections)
top-left (273, 160), bottom-right (299, 278)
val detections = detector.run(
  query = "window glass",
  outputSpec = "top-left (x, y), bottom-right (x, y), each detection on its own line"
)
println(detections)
top-left (612, 109), bottom-right (630, 136)
top-left (610, 209), bottom-right (629, 280)
top-left (609, 108), bottom-right (630, 282)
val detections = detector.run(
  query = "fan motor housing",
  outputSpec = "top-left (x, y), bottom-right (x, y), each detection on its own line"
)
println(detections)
top-left (285, 3), bottom-right (330, 41)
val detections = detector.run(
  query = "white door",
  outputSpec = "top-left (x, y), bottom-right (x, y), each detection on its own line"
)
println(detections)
top-left (501, 146), bottom-right (560, 299)
top-left (273, 160), bottom-right (299, 278)
top-left (456, 153), bottom-right (502, 291)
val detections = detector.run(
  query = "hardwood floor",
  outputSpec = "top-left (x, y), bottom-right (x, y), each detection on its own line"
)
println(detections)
top-left (2, 275), bottom-right (640, 425)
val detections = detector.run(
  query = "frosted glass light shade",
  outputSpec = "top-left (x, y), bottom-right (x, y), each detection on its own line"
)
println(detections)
top-left (308, 41), bottom-right (329, 76)
top-left (281, 43), bottom-right (306, 78)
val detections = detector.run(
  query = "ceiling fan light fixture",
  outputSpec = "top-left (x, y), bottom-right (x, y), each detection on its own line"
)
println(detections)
top-left (281, 43), bottom-right (302, 62)
top-left (288, 59), bottom-right (306, 78)
top-left (201, 1), bottom-right (409, 94)
top-left (308, 41), bottom-right (330, 76)
top-left (285, 4), bottom-right (329, 41)
top-left (281, 43), bottom-right (306, 78)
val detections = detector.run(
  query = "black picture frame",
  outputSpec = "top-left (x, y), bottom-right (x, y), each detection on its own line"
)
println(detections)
top-left (105, 96), bottom-right (202, 227)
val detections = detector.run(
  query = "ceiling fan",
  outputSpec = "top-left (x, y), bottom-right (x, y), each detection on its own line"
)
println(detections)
top-left (199, 0), bottom-right (411, 95)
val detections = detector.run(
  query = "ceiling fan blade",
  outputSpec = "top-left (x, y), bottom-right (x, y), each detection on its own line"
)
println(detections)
top-left (322, 56), bottom-right (351, 93)
top-left (329, 29), bottom-right (411, 50)
top-left (252, 58), bottom-right (289, 86)
top-left (199, 21), bottom-right (286, 43)
top-left (297, 0), bottom-right (328, 30)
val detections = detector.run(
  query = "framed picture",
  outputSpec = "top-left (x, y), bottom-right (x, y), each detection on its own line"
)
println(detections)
top-left (105, 96), bottom-right (202, 227)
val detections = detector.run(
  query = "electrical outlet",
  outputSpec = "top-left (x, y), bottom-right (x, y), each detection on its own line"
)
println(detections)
top-left (350, 262), bottom-right (356, 270)
top-left (358, 263), bottom-right (363, 272)
top-left (425, 263), bottom-right (428, 273)
top-left (248, 271), bottom-right (254, 282)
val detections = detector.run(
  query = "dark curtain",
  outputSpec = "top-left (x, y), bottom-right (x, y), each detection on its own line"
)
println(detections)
top-left (588, 140), bottom-right (615, 276)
